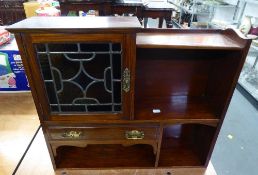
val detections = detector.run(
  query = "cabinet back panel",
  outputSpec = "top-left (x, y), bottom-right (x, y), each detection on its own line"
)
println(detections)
top-left (136, 48), bottom-right (242, 119)
top-left (136, 49), bottom-right (215, 98)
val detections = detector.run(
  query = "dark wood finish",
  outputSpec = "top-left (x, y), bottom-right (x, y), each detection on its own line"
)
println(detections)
top-left (0, 0), bottom-right (174, 28)
top-left (155, 124), bottom-right (163, 167)
top-left (47, 126), bottom-right (158, 141)
top-left (55, 144), bottom-right (156, 168)
top-left (142, 7), bottom-right (173, 28)
top-left (204, 31), bottom-right (252, 167)
top-left (6, 17), bottom-right (141, 33)
top-left (13, 32), bottom-right (135, 121)
top-left (47, 124), bottom-right (160, 158)
top-left (135, 29), bottom-right (251, 168)
top-left (135, 47), bottom-right (245, 122)
top-left (59, 0), bottom-right (175, 28)
top-left (135, 96), bottom-right (218, 121)
top-left (14, 34), bottom-right (45, 119)
top-left (112, 2), bottom-right (143, 17)
top-left (7, 17), bottom-right (251, 170)
top-left (60, 0), bottom-right (112, 16)
top-left (0, 0), bottom-right (26, 25)
top-left (137, 30), bottom-right (246, 50)
top-left (158, 124), bottom-right (216, 167)
top-left (112, 1), bottom-right (143, 25)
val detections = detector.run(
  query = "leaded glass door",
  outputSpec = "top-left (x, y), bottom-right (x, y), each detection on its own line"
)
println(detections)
top-left (26, 34), bottom-right (134, 120)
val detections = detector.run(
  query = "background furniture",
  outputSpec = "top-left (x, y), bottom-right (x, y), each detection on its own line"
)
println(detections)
top-left (112, 0), bottom-right (143, 24)
top-left (0, 0), bottom-right (26, 25)
top-left (59, 0), bottom-right (113, 16)
top-left (7, 16), bottom-right (251, 170)
top-left (143, 2), bottom-right (174, 28)
top-left (0, 0), bottom-right (175, 28)
top-left (237, 0), bottom-right (258, 106)
top-left (168, 0), bottom-right (238, 29)
top-left (60, 0), bottom-right (175, 28)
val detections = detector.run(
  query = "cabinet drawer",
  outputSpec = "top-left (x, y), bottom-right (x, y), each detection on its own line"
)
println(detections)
top-left (47, 126), bottom-right (159, 141)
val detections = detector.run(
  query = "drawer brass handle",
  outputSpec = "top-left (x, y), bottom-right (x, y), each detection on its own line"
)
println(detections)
top-left (123, 68), bottom-right (130, 93)
top-left (125, 130), bottom-right (144, 140)
top-left (62, 131), bottom-right (82, 138)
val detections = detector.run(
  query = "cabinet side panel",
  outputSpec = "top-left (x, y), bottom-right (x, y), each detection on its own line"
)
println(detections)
top-left (204, 41), bottom-right (252, 167)
top-left (21, 34), bottom-right (52, 119)
top-left (206, 51), bottom-right (242, 116)
top-left (14, 34), bottom-right (44, 120)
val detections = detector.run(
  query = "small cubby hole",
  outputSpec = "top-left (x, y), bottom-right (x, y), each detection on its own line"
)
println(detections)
top-left (158, 123), bottom-right (216, 167)
top-left (54, 144), bottom-right (156, 168)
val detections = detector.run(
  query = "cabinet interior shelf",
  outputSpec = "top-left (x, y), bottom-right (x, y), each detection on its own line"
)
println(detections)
top-left (55, 144), bottom-right (156, 168)
top-left (135, 44), bottom-right (242, 124)
top-left (135, 96), bottom-right (218, 121)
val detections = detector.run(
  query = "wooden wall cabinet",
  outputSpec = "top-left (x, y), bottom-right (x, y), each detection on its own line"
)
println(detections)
top-left (7, 17), bottom-right (251, 170)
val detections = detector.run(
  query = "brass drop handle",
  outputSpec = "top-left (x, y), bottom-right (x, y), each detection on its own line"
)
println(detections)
top-left (62, 131), bottom-right (82, 138)
top-left (125, 130), bottom-right (144, 140)
top-left (122, 68), bottom-right (130, 93)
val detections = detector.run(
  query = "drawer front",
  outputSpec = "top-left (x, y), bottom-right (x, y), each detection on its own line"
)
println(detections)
top-left (47, 126), bottom-right (159, 141)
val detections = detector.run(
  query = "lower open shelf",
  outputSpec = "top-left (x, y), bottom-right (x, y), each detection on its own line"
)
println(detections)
top-left (55, 144), bottom-right (156, 168)
top-left (53, 124), bottom-right (217, 168)
top-left (158, 124), bottom-right (216, 167)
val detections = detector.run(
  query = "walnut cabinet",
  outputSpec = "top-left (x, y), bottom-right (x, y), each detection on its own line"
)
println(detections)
top-left (7, 17), bottom-right (251, 170)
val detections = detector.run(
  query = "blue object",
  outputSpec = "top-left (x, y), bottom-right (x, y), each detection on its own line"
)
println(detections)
top-left (0, 50), bottom-right (30, 91)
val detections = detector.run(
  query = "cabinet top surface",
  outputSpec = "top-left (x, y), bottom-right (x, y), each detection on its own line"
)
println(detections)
top-left (6, 16), bottom-right (141, 33)
top-left (137, 30), bottom-right (248, 50)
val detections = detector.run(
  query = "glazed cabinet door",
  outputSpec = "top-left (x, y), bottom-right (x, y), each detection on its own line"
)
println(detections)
top-left (21, 33), bottom-right (135, 120)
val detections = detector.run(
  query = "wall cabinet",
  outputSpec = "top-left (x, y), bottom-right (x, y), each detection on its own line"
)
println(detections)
top-left (7, 17), bottom-right (251, 170)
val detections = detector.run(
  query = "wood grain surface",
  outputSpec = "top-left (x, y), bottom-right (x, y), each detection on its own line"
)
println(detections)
top-left (136, 31), bottom-right (246, 50)
top-left (6, 17), bottom-right (141, 33)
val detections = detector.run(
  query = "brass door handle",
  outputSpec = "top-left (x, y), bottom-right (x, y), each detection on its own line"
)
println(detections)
top-left (125, 130), bottom-right (144, 140)
top-left (62, 131), bottom-right (82, 138)
top-left (122, 68), bottom-right (130, 93)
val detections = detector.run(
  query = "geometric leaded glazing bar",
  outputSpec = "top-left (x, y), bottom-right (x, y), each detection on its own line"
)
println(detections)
top-left (35, 43), bottom-right (122, 113)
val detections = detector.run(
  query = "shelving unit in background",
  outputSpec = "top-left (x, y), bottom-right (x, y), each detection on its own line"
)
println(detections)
top-left (237, 0), bottom-right (258, 106)
top-left (168, 0), bottom-right (239, 29)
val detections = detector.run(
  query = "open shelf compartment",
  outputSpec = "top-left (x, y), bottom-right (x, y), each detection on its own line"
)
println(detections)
top-left (135, 48), bottom-right (241, 121)
top-left (55, 144), bottom-right (156, 168)
top-left (158, 124), bottom-right (216, 167)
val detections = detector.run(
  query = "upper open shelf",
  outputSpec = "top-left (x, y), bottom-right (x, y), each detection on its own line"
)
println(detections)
top-left (137, 29), bottom-right (249, 50)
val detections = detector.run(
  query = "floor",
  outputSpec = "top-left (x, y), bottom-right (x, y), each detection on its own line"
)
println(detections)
top-left (211, 89), bottom-right (258, 175)
top-left (0, 93), bottom-right (39, 175)
top-left (0, 88), bottom-right (257, 175)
